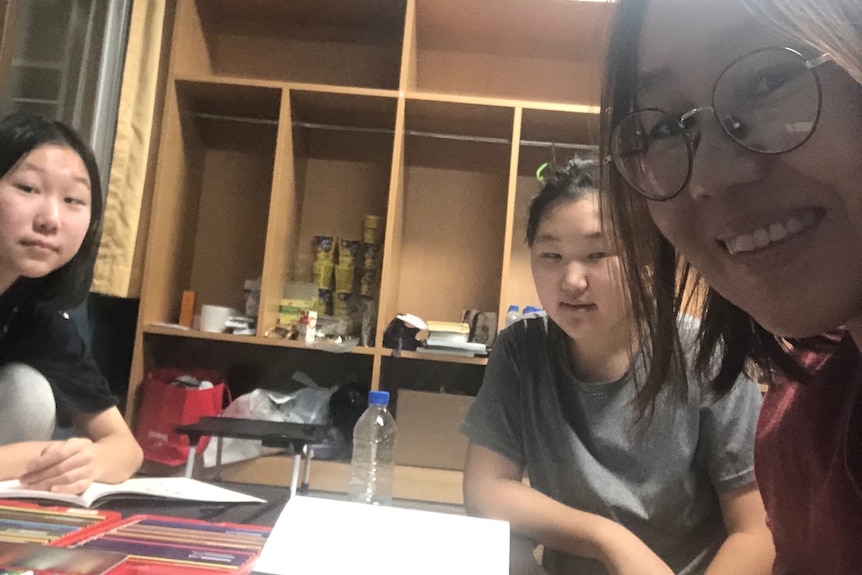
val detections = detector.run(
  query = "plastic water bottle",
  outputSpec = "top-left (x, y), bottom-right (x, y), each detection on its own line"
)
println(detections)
top-left (504, 305), bottom-right (521, 328)
top-left (348, 390), bottom-right (397, 505)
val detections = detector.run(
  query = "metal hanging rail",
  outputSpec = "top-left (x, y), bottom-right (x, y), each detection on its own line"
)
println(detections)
top-left (185, 112), bottom-right (598, 150)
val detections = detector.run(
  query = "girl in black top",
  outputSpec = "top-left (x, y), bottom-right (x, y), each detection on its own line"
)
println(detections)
top-left (0, 113), bottom-right (142, 494)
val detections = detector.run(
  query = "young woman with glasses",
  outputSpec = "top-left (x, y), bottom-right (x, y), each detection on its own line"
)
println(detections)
top-left (600, 0), bottom-right (862, 571)
top-left (0, 113), bottom-right (143, 494)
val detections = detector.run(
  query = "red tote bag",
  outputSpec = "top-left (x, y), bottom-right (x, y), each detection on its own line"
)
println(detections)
top-left (134, 368), bottom-right (229, 466)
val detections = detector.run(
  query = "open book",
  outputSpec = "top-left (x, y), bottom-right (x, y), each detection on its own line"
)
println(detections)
top-left (0, 476), bottom-right (265, 508)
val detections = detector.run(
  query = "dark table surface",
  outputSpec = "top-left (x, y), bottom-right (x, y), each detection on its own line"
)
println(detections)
top-left (99, 481), bottom-right (464, 527)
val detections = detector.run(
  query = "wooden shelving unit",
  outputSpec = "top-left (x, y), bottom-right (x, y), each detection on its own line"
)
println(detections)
top-left (129, 0), bottom-right (614, 504)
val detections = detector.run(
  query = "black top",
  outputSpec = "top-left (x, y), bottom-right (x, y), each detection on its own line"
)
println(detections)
top-left (0, 302), bottom-right (116, 427)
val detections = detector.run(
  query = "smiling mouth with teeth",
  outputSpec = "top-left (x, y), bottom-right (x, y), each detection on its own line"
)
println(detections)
top-left (721, 211), bottom-right (819, 255)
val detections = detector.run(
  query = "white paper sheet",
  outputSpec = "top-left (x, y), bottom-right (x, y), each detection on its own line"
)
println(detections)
top-left (253, 495), bottom-right (509, 575)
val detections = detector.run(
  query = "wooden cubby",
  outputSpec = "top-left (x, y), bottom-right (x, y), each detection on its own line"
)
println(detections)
top-left (139, 80), bottom-right (280, 328)
top-left (407, 0), bottom-right (613, 104)
top-left (502, 108), bottom-right (601, 313)
top-left (129, 0), bottom-right (612, 504)
top-left (283, 89), bottom-right (397, 338)
top-left (140, 332), bottom-right (374, 400)
top-left (392, 99), bottom-right (512, 323)
top-left (380, 356), bottom-right (485, 402)
top-left (173, 0), bottom-right (405, 89)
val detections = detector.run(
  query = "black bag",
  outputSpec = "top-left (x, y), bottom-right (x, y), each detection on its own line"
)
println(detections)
top-left (382, 314), bottom-right (421, 352)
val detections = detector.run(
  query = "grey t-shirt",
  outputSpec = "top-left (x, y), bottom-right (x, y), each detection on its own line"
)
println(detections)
top-left (460, 316), bottom-right (762, 575)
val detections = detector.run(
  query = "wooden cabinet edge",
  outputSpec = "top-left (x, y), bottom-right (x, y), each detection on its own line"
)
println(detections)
top-left (139, 325), bottom-right (489, 364)
top-left (167, 73), bottom-right (600, 114)
top-left (139, 324), bottom-right (378, 355)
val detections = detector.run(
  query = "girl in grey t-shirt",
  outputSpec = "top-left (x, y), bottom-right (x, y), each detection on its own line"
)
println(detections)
top-left (461, 156), bottom-right (772, 574)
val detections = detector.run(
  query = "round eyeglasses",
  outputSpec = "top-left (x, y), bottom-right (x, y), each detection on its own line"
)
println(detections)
top-left (610, 47), bottom-right (832, 201)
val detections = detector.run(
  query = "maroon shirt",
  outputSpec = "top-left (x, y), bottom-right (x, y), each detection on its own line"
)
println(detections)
top-left (755, 334), bottom-right (862, 574)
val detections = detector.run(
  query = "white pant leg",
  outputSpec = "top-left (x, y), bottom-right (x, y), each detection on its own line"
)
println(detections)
top-left (0, 363), bottom-right (57, 444)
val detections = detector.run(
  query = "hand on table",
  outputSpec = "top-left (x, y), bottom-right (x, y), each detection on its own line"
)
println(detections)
top-left (603, 527), bottom-right (674, 575)
top-left (19, 437), bottom-right (97, 495)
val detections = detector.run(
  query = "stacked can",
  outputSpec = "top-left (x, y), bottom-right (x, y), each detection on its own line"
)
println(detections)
top-left (334, 238), bottom-right (361, 316)
top-left (361, 215), bottom-right (382, 298)
top-left (311, 235), bottom-right (335, 315)
top-left (309, 215), bottom-right (382, 317)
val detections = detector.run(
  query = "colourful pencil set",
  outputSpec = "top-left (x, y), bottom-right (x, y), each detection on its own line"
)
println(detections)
top-left (0, 501), bottom-right (118, 547)
top-left (67, 515), bottom-right (271, 574)
top-left (0, 500), bottom-right (271, 575)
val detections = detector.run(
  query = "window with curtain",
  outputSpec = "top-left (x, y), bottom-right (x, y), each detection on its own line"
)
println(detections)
top-left (0, 0), bottom-right (129, 176)
top-left (2, 0), bottom-right (107, 139)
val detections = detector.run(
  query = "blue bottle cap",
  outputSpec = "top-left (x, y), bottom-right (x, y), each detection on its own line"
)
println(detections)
top-left (523, 306), bottom-right (541, 314)
top-left (369, 390), bottom-right (390, 406)
top-left (507, 305), bottom-right (519, 313)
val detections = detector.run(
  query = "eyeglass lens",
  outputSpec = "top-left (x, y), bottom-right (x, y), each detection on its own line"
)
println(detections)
top-left (612, 48), bottom-right (821, 199)
top-left (611, 110), bottom-right (691, 200)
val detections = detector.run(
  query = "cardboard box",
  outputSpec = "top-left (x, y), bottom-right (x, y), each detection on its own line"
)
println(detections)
top-left (394, 390), bottom-right (474, 471)
top-left (178, 290), bottom-right (196, 327)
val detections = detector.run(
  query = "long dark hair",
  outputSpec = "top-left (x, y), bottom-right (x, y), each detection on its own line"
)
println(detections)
top-left (597, 0), bottom-right (822, 414)
top-left (0, 113), bottom-right (104, 311)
